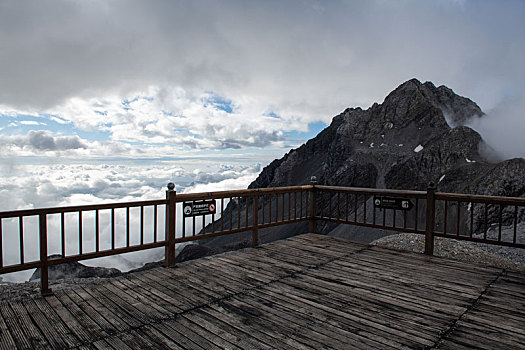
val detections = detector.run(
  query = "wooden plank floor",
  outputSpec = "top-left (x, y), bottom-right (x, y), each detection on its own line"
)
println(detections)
top-left (1, 233), bottom-right (524, 349)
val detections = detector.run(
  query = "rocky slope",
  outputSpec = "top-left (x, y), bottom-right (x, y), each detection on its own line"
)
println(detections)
top-left (29, 255), bottom-right (121, 282)
top-left (202, 79), bottom-right (525, 247)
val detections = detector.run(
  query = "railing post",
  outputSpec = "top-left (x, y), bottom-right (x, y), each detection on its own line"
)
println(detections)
top-left (252, 194), bottom-right (259, 247)
top-left (425, 182), bottom-right (436, 255)
top-left (39, 214), bottom-right (52, 296)
top-left (309, 176), bottom-right (318, 234)
top-left (165, 183), bottom-right (176, 267)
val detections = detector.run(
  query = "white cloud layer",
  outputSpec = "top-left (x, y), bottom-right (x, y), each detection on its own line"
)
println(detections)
top-left (0, 161), bottom-right (260, 282)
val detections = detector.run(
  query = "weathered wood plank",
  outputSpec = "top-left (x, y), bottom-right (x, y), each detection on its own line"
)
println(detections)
top-left (94, 283), bottom-right (153, 325)
top-left (139, 324), bottom-right (187, 350)
top-left (29, 296), bottom-right (81, 348)
top-left (80, 285), bottom-right (142, 329)
top-left (204, 303), bottom-right (313, 350)
top-left (165, 316), bottom-right (242, 350)
top-left (252, 280), bottom-right (443, 343)
top-left (51, 290), bottom-right (108, 341)
top-left (184, 308), bottom-right (276, 349)
top-left (261, 282), bottom-right (436, 349)
top-left (7, 300), bottom-right (50, 349)
top-left (227, 292), bottom-right (388, 350)
top-left (101, 336), bottom-right (133, 350)
top-left (0, 301), bottom-right (37, 349)
top-left (0, 302), bottom-right (17, 350)
top-left (68, 287), bottom-right (128, 333)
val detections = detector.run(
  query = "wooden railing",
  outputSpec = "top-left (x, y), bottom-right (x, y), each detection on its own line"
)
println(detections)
top-left (1, 181), bottom-right (524, 295)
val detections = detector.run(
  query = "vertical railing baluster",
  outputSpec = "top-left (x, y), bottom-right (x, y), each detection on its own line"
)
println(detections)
top-left (111, 208), bottom-right (115, 250)
top-left (154, 205), bottom-right (158, 242)
top-left (221, 198), bottom-right (224, 231)
top-left (382, 202), bottom-right (386, 227)
top-left (320, 192), bottom-right (324, 218)
top-left (230, 197), bottom-right (233, 228)
top-left (126, 207), bottom-right (130, 247)
top-left (165, 183), bottom-right (176, 267)
top-left (294, 192), bottom-right (297, 220)
top-left (95, 210), bottom-right (100, 252)
top-left (246, 197), bottom-right (249, 228)
top-left (337, 192), bottom-right (340, 220)
top-left (301, 191), bottom-right (308, 218)
top-left (415, 199), bottom-right (419, 232)
top-left (238, 197), bottom-right (241, 229)
top-left (456, 201), bottom-right (460, 237)
top-left (0, 218), bottom-right (3, 268)
top-left (19, 216), bottom-right (24, 264)
top-left (288, 192), bottom-right (291, 221)
top-left (252, 195), bottom-right (259, 247)
top-left (79, 211), bottom-right (83, 255)
top-left (354, 194), bottom-right (358, 222)
top-left (513, 205), bottom-right (518, 244)
top-left (269, 195), bottom-right (272, 223)
top-left (443, 200), bottom-right (448, 234)
top-left (329, 192), bottom-right (332, 219)
top-left (276, 194), bottom-right (279, 223)
top-left (140, 206), bottom-right (144, 245)
top-left (281, 193), bottom-right (285, 221)
top-left (363, 195), bottom-right (367, 223)
top-left (346, 193), bottom-right (349, 222)
top-left (373, 196), bottom-right (376, 225)
top-left (425, 183), bottom-right (436, 255)
top-left (182, 213), bottom-right (186, 238)
top-left (212, 203), bottom-right (216, 234)
top-left (470, 202), bottom-right (474, 238)
top-left (39, 214), bottom-right (52, 295)
top-left (498, 205), bottom-right (503, 242)
top-left (484, 204), bottom-right (488, 240)
top-left (261, 195), bottom-right (265, 224)
top-left (61, 212), bottom-right (65, 257)
top-left (309, 178), bottom-right (317, 234)
top-left (392, 209), bottom-right (396, 228)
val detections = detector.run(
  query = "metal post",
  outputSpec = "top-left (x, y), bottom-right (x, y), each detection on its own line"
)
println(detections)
top-left (165, 183), bottom-right (176, 267)
top-left (39, 214), bottom-right (52, 296)
top-left (425, 182), bottom-right (436, 255)
top-left (309, 176), bottom-right (318, 234)
top-left (252, 194), bottom-right (259, 247)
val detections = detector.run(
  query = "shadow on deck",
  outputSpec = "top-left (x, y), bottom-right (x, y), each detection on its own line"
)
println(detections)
top-left (1, 233), bottom-right (524, 349)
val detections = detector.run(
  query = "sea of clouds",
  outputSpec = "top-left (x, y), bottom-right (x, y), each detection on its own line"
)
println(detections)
top-left (0, 160), bottom-right (263, 282)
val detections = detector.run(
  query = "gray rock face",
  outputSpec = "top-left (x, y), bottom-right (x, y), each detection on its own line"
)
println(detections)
top-left (203, 79), bottom-right (524, 247)
top-left (30, 255), bottom-right (121, 282)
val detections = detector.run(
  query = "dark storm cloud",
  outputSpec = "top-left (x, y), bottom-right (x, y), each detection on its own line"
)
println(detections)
top-left (0, 0), bottom-right (523, 112)
top-left (1, 130), bottom-right (87, 151)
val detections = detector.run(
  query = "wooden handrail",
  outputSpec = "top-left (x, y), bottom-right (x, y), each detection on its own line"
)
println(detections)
top-left (1, 183), bottom-right (524, 296)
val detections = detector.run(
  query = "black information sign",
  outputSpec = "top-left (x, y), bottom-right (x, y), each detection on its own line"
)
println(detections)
top-left (183, 200), bottom-right (217, 217)
top-left (373, 196), bottom-right (414, 210)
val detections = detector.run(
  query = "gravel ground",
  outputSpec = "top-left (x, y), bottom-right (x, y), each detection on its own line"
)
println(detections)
top-left (371, 233), bottom-right (525, 272)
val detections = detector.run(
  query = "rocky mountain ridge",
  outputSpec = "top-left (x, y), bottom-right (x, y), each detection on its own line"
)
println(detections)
top-left (203, 78), bottom-right (525, 246)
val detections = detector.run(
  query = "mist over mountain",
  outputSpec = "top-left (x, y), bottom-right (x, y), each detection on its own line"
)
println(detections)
top-left (201, 79), bottom-right (525, 248)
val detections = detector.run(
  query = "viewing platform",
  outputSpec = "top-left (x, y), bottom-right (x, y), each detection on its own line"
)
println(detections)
top-left (1, 233), bottom-right (524, 349)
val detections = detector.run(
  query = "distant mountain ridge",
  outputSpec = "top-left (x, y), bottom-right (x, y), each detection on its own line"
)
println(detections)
top-left (202, 79), bottom-right (525, 247)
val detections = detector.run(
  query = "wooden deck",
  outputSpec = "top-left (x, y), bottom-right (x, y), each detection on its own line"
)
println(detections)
top-left (1, 233), bottom-right (524, 349)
